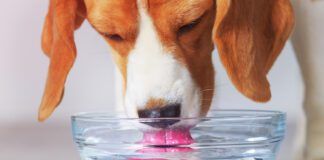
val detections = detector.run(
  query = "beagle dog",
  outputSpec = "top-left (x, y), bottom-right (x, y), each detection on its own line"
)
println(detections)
top-left (38, 0), bottom-right (294, 123)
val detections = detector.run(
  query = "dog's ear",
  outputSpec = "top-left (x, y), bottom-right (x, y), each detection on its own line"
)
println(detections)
top-left (213, 0), bottom-right (294, 102)
top-left (39, 0), bottom-right (86, 121)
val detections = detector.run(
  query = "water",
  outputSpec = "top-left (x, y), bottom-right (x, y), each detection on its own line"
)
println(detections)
top-left (72, 110), bottom-right (285, 160)
top-left (75, 129), bottom-right (279, 160)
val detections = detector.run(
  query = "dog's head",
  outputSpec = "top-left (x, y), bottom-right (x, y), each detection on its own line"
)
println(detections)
top-left (38, 0), bottom-right (294, 122)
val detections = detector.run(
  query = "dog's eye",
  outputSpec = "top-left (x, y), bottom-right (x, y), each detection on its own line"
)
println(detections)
top-left (178, 18), bottom-right (201, 35)
top-left (103, 33), bottom-right (123, 42)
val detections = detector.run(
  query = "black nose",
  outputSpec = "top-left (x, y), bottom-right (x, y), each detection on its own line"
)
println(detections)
top-left (138, 103), bottom-right (181, 128)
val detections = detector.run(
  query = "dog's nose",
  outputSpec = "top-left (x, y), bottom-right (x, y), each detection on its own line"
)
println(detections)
top-left (138, 103), bottom-right (181, 128)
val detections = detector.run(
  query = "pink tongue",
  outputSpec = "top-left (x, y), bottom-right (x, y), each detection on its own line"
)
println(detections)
top-left (141, 129), bottom-right (193, 146)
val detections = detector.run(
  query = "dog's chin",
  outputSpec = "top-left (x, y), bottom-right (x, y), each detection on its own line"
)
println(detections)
top-left (124, 112), bottom-right (201, 133)
top-left (124, 96), bottom-right (202, 131)
top-left (127, 106), bottom-right (202, 132)
top-left (134, 117), bottom-right (200, 131)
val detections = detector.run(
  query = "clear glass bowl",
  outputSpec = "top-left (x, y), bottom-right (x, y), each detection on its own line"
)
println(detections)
top-left (71, 110), bottom-right (286, 160)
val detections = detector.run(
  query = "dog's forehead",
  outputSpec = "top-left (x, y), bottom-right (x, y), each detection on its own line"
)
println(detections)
top-left (147, 0), bottom-right (213, 11)
top-left (148, 0), bottom-right (213, 24)
top-left (85, 0), bottom-right (138, 31)
top-left (85, 0), bottom-right (213, 23)
top-left (85, 0), bottom-right (137, 12)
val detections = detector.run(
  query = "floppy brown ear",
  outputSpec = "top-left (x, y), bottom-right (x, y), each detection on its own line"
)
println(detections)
top-left (213, 0), bottom-right (295, 102)
top-left (39, 0), bottom-right (86, 121)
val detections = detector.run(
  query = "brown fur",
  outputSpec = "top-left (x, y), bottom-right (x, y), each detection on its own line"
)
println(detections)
top-left (214, 0), bottom-right (295, 102)
top-left (39, 0), bottom-right (86, 121)
top-left (147, 0), bottom-right (215, 116)
top-left (85, 0), bottom-right (138, 95)
top-left (145, 99), bottom-right (167, 110)
top-left (39, 0), bottom-right (294, 121)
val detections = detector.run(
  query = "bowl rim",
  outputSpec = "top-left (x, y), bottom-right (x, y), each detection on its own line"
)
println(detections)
top-left (71, 109), bottom-right (286, 121)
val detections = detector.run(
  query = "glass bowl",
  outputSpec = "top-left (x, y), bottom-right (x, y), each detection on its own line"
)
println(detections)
top-left (71, 110), bottom-right (286, 160)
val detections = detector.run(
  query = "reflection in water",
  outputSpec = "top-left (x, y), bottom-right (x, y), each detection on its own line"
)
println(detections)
top-left (129, 147), bottom-right (195, 160)
top-left (72, 111), bottom-right (285, 160)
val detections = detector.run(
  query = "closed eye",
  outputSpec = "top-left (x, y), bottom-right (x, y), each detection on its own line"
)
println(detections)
top-left (178, 16), bottom-right (203, 35)
top-left (88, 23), bottom-right (124, 42)
top-left (103, 33), bottom-right (123, 42)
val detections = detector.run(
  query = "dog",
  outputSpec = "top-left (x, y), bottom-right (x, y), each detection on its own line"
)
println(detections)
top-left (291, 0), bottom-right (324, 159)
top-left (38, 0), bottom-right (294, 125)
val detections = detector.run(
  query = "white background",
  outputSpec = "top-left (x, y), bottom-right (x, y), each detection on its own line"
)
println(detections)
top-left (0, 0), bottom-right (306, 160)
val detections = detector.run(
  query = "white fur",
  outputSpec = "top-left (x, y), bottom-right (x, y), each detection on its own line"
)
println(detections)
top-left (122, 1), bottom-right (201, 119)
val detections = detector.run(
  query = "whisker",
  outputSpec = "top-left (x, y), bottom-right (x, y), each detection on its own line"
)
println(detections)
top-left (201, 89), bottom-right (214, 93)
top-left (201, 83), bottom-right (230, 92)
top-left (200, 98), bottom-right (213, 101)
top-left (201, 89), bottom-right (214, 91)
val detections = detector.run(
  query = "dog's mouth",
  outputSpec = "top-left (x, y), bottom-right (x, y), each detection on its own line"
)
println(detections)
top-left (136, 104), bottom-right (201, 146)
top-left (138, 118), bottom-right (196, 146)
top-left (138, 104), bottom-right (181, 128)
top-left (141, 127), bottom-right (194, 146)
top-left (140, 119), bottom-right (180, 128)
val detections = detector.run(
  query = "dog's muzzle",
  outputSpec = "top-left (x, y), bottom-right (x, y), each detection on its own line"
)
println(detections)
top-left (137, 103), bottom-right (181, 128)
